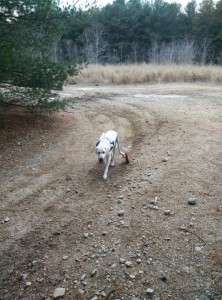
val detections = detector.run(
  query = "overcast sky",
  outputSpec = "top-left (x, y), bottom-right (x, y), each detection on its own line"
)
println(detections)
top-left (60, 0), bottom-right (200, 9)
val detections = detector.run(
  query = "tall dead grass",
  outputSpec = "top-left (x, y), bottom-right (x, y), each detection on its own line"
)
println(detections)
top-left (68, 63), bottom-right (222, 85)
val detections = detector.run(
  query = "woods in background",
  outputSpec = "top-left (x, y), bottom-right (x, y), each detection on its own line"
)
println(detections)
top-left (60, 0), bottom-right (222, 65)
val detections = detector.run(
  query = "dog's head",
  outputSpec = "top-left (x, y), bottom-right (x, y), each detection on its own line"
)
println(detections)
top-left (96, 145), bottom-right (108, 163)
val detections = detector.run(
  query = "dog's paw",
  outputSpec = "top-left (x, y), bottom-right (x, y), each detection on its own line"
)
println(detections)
top-left (103, 175), bottom-right (108, 180)
top-left (110, 160), bottom-right (115, 167)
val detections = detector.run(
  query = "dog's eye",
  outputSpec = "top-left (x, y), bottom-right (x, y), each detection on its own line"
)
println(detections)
top-left (102, 151), bottom-right (105, 154)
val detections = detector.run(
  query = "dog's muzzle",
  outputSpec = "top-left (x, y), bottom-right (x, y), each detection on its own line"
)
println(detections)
top-left (99, 158), bottom-right (103, 163)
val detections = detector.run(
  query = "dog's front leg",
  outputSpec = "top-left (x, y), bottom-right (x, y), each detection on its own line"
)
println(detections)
top-left (103, 152), bottom-right (112, 180)
top-left (110, 148), bottom-right (115, 166)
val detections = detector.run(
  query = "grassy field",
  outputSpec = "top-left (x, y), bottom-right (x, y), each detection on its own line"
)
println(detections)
top-left (68, 63), bottom-right (222, 85)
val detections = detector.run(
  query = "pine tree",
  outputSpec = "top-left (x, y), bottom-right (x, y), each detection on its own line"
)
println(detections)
top-left (0, 0), bottom-right (78, 112)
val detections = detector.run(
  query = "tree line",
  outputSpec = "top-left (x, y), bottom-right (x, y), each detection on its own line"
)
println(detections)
top-left (0, 0), bottom-right (221, 112)
top-left (60, 0), bottom-right (222, 65)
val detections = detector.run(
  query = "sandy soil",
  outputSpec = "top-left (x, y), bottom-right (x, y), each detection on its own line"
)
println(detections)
top-left (0, 83), bottom-right (222, 300)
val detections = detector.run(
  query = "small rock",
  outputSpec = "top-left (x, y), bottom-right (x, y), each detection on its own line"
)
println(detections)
top-left (212, 272), bottom-right (222, 279)
top-left (80, 274), bottom-right (87, 281)
top-left (25, 281), bottom-right (32, 287)
top-left (117, 210), bottom-right (124, 217)
top-left (101, 291), bottom-right (106, 297)
top-left (4, 217), bottom-right (10, 222)
top-left (159, 271), bottom-right (167, 281)
top-left (146, 288), bottom-right (154, 294)
top-left (119, 258), bottom-right (126, 264)
top-left (188, 197), bottom-right (197, 205)
top-left (83, 233), bottom-right (89, 238)
top-left (21, 273), bottom-right (28, 280)
top-left (164, 210), bottom-right (171, 215)
top-left (125, 261), bottom-right (133, 267)
top-left (53, 287), bottom-right (66, 299)
top-left (65, 175), bottom-right (72, 181)
top-left (62, 255), bottom-right (69, 260)
top-left (79, 289), bottom-right (85, 295)
top-left (137, 259), bottom-right (142, 264)
top-left (90, 269), bottom-right (97, 277)
top-left (195, 246), bottom-right (203, 252)
top-left (162, 158), bottom-right (168, 162)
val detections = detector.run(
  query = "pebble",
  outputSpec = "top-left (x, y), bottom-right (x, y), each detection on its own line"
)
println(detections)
top-left (164, 210), bottom-right (171, 215)
top-left (146, 288), bottom-right (154, 294)
top-left (79, 289), bottom-right (85, 295)
top-left (62, 255), bottom-right (69, 260)
top-left (119, 258), bottom-right (126, 264)
top-left (188, 197), bottom-right (197, 205)
top-left (65, 175), bottom-right (72, 181)
top-left (162, 158), bottom-right (168, 162)
top-left (195, 246), bottom-right (203, 252)
top-left (90, 269), bottom-right (97, 277)
top-left (117, 210), bottom-right (124, 217)
top-left (159, 271), bottom-right (167, 281)
top-left (4, 217), bottom-right (10, 222)
top-left (53, 288), bottom-right (66, 299)
top-left (125, 261), bottom-right (133, 267)
top-left (25, 281), bottom-right (32, 287)
top-left (83, 233), bottom-right (89, 238)
top-left (80, 274), bottom-right (87, 281)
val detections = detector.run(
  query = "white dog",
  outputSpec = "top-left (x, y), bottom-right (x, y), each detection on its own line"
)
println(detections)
top-left (96, 130), bottom-right (125, 180)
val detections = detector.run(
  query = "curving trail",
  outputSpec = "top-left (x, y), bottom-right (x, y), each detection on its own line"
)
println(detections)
top-left (0, 83), bottom-right (222, 299)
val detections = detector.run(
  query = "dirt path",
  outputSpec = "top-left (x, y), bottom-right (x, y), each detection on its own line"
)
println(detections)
top-left (0, 83), bottom-right (222, 300)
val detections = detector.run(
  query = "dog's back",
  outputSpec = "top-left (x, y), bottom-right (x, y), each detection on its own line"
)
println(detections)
top-left (104, 130), bottom-right (118, 144)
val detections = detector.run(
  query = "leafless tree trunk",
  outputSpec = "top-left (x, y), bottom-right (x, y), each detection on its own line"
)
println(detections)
top-left (149, 38), bottom-right (196, 64)
top-left (132, 42), bottom-right (139, 63)
top-left (200, 37), bottom-right (212, 65)
top-left (83, 22), bottom-right (107, 64)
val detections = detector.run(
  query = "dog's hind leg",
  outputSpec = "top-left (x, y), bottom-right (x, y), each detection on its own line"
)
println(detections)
top-left (116, 137), bottom-right (125, 157)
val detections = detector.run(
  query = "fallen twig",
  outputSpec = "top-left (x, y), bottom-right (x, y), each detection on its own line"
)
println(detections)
top-left (104, 289), bottom-right (116, 299)
top-left (178, 227), bottom-right (206, 244)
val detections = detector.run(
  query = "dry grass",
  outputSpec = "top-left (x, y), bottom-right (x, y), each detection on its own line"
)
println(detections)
top-left (68, 63), bottom-right (222, 85)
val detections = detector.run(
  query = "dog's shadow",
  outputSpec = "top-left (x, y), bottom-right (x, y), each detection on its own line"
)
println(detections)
top-left (88, 160), bottom-right (130, 184)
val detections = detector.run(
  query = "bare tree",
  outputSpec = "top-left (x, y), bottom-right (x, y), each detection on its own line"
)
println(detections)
top-left (200, 37), bottom-right (212, 65)
top-left (83, 22), bottom-right (108, 64)
top-left (149, 38), bottom-right (196, 64)
top-left (131, 42), bottom-right (140, 63)
top-left (149, 40), bottom-right (159, 63)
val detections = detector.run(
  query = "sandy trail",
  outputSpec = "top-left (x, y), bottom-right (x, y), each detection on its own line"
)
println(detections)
top-left (0, 83), bottom-right (222, 299)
